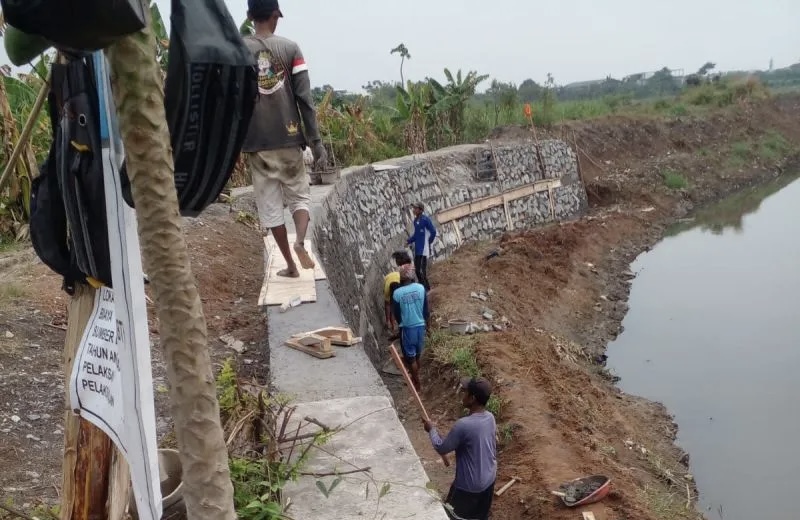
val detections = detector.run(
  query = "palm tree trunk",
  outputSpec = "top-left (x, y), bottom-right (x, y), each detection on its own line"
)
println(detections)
top-left (104, 19), bottom-right (236, 520)
top-left (400, 57), bottom-right (405, 87)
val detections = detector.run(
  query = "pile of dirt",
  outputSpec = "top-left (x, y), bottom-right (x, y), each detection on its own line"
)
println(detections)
top-left (0, 203), bottom-right (266, 510)
top-left (386, 93), bottom-right (800, 520)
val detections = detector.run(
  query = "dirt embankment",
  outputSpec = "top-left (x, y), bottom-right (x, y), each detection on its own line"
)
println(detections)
top-left (0, 204), bottom-right (266, 511)
top-left (387, 94), bottom-right (800, 520)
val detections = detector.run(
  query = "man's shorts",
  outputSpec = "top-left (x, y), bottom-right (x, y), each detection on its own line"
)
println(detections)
top-left (400, 325), bottom-right (426, 360)
top-left (246, 146), bottom-right (311, 230)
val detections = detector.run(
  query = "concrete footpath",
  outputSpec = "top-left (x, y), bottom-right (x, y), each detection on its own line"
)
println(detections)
top-left (236, 183), bottom-right (449, 519)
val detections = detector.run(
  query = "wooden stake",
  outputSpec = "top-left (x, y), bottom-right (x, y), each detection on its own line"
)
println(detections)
top-left (61, 283), bottom-right (131, 520)
top-left (388, 344), bottom-right (450, 468)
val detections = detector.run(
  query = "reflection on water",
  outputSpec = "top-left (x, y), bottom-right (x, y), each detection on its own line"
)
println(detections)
top-left (666, 171), bottom-right (800, 238)
top-left (607, 175), bottom-right (800, 520)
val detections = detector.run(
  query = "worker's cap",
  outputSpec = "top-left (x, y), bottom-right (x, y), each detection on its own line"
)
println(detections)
top-left (248, 0), bottom-right (283, 18)
top-left (411, 202), bottom-right (425, 211)
top-left (460, 377), bottom-right (492, 406)
top-left (399, 264), bottom-right (417, 283)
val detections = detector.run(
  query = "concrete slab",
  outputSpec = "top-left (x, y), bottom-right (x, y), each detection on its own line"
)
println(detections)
top-left (267, 280), bottom-right (389, 402)
top-left (282, 396), bottom-right (448, 520)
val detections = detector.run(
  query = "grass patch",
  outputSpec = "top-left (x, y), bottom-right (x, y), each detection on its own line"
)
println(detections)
top-left (0, 283), bottom-right (26, 302)
top-left (662, 170), bottom-right (688, 190)
top-left (757, 130), bottom-right (791, 161)
top-left (731, 141), bottom-right (752, 159)
top-left (498, 423), bottom-right (514, 447)
top-left (427, 331), bottom-right (508, 420)
top-left (638, 485), bottom-right (699, 520)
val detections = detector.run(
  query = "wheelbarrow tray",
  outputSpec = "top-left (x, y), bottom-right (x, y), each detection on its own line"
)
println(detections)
top-left (556, 474), bottom-right (611, 508)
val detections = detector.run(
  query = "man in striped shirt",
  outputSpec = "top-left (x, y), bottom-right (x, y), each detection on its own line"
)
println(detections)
top-left (242, 0), bottom-right (327, 277)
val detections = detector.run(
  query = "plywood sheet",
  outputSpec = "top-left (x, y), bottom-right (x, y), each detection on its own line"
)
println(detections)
top-left (265, 235), bottom-right (326, 281)
top-left (258, 234), bottom-right (325, 307)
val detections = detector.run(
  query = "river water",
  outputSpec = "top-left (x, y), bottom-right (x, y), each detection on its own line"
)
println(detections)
top-left (607, 173), bottom-right (800, 520)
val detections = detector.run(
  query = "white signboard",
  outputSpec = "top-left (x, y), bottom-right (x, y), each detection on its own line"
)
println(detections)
top-left (69, 53), bottom-right (162, 520)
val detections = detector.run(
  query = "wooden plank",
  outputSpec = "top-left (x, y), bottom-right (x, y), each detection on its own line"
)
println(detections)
top-left (502, 194), bottom-right (513, 230)
top-left (437, 179), bottom-right (562, 224)
top-left (259, 235), bottom-right (321, 306)
top-left (285, 338), bottom-right (336, 359)
top-left (265, 234), bottom-right (326, 280)
top-left (294, 333), bottom-right (333, 352)
top-left (451, 221), bottom-right (463, 247)
top-left (292, 327), bottom-right (362, 347)
top-left (582, 513), bottom-right (597, 520)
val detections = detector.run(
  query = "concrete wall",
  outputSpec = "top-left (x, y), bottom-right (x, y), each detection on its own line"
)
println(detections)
top-left (313, 139), bottom-right (588, 365)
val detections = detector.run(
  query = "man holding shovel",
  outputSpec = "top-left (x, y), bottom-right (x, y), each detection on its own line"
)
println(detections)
top-left (425, 377), bottom-right (497, 520)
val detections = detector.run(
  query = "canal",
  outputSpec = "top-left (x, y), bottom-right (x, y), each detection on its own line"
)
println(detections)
top-left (607, 173), bottom-right (800, 520)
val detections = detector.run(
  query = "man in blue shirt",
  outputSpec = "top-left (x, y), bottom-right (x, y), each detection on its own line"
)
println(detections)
top-left (425, 377), bottom-right (497, 520)
top-left (407, 202), bottom-right (437, 291)
top-left (392, 264), bottom-right (429, 390)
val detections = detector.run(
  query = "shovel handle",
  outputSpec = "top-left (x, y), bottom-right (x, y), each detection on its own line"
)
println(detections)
top-left (389, 343), bottom-right (450, 468)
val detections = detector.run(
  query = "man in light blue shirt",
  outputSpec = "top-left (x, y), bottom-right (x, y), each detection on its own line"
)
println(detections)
top-left (425, 377), bottom-right (497, 520)
top-left (392, 264), bottom-right (429, 390)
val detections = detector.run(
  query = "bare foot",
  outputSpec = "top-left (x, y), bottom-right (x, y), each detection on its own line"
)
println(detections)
top-left (293, 242), bottom-right (316, 269)
top-left (277, 268), bottom-right (300, 278)
top-left (294, 244), bottom-right (316, 269)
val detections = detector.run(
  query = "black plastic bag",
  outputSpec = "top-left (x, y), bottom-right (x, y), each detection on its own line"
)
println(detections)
top-left (0, 0), bottom-right (146, 51)
top-left (159, 0), bottom-right (257, 217)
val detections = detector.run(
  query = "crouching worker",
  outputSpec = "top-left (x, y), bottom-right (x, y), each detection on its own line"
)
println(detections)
top-left (424, 377), bottom-right (497, 520)
top-left (384, 250), bottom-right (413, 334)
top-left (392, 264), bottom-right (429, 390)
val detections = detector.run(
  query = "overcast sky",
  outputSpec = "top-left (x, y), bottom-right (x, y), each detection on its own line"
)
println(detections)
top-left (3, 0), bottom-right (800, 92)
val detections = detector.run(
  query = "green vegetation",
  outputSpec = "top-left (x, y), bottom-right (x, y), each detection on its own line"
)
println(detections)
top-left (426, 330), bottom-right (515, 443)
top-left (0, 282), bottom-right (25, 302)
top-left (662, 170), bottom-right (688, 190)
top-left (758, 130), bottom-right (791, 161)
top-left (216, 359), bottom-right (318, 519)
top-left (2, 28), bottom-right (798, 242)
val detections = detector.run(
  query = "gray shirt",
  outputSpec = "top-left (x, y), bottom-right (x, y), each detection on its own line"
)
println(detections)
top-left (241, 34), bottom-right (321, 153)
top-left (429, 411), bottom-right (497, 493)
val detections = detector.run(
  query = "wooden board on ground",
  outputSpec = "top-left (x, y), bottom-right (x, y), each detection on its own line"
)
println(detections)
top-left (291, 326), bottom-right (362, 347)
top-left (284, 334), bottom-right (335, 359)
top-left (265, 235), bottom-right (326, 281)
top-left (582, 512), bottom-right (596, 520)
top-left (259, 234), bottom-right (326, 307)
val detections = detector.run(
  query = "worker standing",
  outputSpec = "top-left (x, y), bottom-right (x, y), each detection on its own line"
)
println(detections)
top-left (384, 250), bottom-right (413, 333)
top-left (407, 202), bottom-right (437, 291)
top-left (425, 377), bottom-right (497, 520)
top-left (241, 0), bottom-right (327, 277)
top-left (392, 264), bottom-right (429, 391)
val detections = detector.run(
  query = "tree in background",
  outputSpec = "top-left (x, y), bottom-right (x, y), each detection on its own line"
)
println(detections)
top-left (390, 43), bottom-right (411, 85)
top-left (429, 68), bottom-right (488, 143)
top-left (518, 78), bottom-right (543, 102)
top-left (486, 80), bottom-right (519, 126)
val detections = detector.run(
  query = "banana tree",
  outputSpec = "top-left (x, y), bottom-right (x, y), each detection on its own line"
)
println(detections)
top-left (394, 81), bottom-right (430, 154)
top-left (429, 68), bottom-right (488, 143)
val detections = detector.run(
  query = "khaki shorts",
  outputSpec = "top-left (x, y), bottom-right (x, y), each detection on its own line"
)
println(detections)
top-left (246, 147), bottom-right (311, 229)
